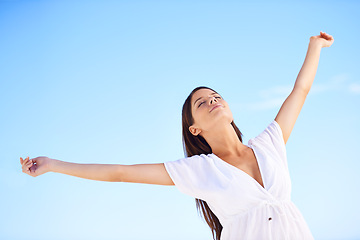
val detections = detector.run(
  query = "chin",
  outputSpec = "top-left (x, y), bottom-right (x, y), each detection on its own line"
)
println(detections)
top-left (211, 112), bottom-right (233, 125)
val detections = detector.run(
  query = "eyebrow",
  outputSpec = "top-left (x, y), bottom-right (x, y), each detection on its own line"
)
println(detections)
top-left (193, 92), bottom-right (218, 106)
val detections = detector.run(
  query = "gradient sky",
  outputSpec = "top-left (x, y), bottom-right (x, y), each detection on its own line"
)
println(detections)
top-left (1, 1), bottom-right (360, 240)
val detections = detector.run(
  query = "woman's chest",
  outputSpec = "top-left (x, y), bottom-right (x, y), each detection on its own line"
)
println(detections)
top-left (222, 149), bottom-right (264, 189)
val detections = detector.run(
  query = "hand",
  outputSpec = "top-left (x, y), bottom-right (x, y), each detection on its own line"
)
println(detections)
top-left (310, 31), bottom-right (334, 48)
top-left (20, 156), bottom-right (53, 177)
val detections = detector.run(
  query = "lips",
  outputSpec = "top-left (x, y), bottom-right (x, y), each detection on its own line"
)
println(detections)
top-left (210, 104), bottom-right (223, 112)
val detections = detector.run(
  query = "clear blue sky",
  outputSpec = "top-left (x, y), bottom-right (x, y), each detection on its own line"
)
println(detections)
top-left (1, 1), bottom-right (359, 239)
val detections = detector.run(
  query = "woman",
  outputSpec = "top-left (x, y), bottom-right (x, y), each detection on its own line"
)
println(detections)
top-left (21, 31), bottom-right (334, 240)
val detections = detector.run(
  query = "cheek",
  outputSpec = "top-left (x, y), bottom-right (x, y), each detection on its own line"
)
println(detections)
top-left (220, 104), bottom-right (233, 119)
top-left (192, 108), bottom-right (209, 124)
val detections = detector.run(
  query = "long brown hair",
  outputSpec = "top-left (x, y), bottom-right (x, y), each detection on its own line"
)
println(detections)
top-left (181, 86), bottom-right (243, 240)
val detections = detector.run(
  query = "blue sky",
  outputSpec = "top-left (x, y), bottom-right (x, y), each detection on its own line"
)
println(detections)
top-left (1, 1), bottom-right (359, 239)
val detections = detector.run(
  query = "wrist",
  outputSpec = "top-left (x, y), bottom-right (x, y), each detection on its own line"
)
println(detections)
top-left (309, 39), bottom-right (324, 50)
top-left (49, 158), bottom-right (60, 172)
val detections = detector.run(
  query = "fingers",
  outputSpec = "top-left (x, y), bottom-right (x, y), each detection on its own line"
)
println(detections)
top-left (20, 156), bottom-right (28, 165)
top-left (320, 31), bottom-right (334, 40)
top-left (20, 157), bottom-right (31, 165)
top-left (22, 163), bottom-right (30, 174)
top-left (24, 157), bottom-right (31, 164)
top-left (21, 156), bottom-right (33, 175)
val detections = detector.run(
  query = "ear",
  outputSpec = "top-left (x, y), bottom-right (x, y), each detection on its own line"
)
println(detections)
top-left (189, 125), bottom-right (202, 136)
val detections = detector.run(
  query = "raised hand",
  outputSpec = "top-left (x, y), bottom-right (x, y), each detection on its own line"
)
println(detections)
top-left (310, 31), bottom-right (334, 48)
top-left (20, 156), bottom-right (52, 177)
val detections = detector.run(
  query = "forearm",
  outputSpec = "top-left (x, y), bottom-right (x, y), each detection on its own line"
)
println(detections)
top-left (293, 42), bottom-right (322, 94)
top-left (50, 159), bottom-right (123, 182)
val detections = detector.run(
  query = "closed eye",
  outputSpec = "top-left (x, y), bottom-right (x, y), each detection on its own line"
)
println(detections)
top-left (198, 101), bottom-right (205, 108)
top-left (198, 96), bottom-right (221, 108)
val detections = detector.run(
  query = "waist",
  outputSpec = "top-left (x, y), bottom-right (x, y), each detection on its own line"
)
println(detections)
top-left (220, 199), bottom-right (293, 225)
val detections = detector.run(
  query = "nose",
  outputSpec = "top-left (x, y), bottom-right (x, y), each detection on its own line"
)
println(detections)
top-left (210, 96), bottom-right (218, 105)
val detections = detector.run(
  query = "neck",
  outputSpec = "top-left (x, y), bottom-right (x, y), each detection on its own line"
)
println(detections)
top-left (201, 123), bottom-right (248, 159)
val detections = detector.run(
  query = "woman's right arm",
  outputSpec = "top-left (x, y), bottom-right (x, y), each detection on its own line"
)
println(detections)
top-left (20, 156), bottom-right (174, 186)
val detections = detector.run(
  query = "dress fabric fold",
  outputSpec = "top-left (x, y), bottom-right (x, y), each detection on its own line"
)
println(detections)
top-left (164, 120), bottom-right (314, 240)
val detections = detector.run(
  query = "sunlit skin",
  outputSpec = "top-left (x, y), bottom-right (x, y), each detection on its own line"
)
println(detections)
top-left (189, 88), bottom-right (264, 186)
top-left (20, 31), bottom-right (334, 189)
top-left (189, 89), bottom-right (250, 159)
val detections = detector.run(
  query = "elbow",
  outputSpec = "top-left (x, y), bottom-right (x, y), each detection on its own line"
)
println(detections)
top-left (108, 165), bottom-right (125, 182)
top-left (293, 86), bottom-right (310, 96)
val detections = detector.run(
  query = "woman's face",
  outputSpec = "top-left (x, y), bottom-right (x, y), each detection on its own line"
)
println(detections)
top-left (189, 88), bottom-right (233, 136)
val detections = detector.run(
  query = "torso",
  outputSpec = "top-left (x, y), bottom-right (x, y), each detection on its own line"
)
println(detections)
top-left (221, 147), bottom-right (264, 188)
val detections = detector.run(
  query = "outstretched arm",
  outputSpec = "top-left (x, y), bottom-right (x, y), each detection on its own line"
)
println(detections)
top-left (20, 156), bottom-right (174, 186)
top-left (275, 31), bottom-right (334, 144)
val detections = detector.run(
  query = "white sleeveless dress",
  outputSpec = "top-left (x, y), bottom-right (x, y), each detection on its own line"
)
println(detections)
top-left (164, 120), bottom-right (314, 240)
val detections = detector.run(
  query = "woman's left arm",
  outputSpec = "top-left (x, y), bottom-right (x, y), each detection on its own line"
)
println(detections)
top-left (275, 31), bottom-right (334, 144)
